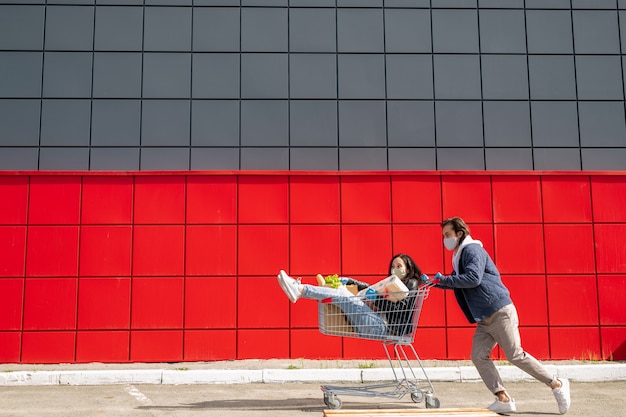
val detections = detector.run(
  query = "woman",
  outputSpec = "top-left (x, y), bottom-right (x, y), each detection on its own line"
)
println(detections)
top-left (424, 217), bottom-right (571, 415)
top-left (277, 253), bottom-right (421, 339)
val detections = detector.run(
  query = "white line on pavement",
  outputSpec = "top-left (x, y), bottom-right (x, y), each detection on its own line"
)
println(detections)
top-left (124, 384), bottom-right (153, 406)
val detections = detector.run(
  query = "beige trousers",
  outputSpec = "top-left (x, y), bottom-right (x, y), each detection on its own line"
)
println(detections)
top-left (471, 303), bottom-right (555, 394)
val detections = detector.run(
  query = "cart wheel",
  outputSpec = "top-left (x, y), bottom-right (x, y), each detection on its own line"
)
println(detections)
top-left (425, 395), bottom-right (440, 409)
top-left (410, 391), bottom-right (424, 403)
top-left (324, 394), bottom-right (342, 410)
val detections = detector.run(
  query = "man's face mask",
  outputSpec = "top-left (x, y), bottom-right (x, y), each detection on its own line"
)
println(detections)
top-left (444, 236), bottom-right (458, 251)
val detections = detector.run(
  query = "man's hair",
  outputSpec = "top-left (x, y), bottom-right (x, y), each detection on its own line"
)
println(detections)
top-left (441, 217), bottom-right (471, 241)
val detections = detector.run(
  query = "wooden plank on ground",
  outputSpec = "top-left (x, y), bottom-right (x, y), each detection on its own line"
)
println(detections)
top-left (323, 408), bottom-right (499, 417)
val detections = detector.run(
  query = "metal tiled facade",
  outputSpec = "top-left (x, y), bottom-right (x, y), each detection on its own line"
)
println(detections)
top-left (1, 0), bottom-right (625, 170)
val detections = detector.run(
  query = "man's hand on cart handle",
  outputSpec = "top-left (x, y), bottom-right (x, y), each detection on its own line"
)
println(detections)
top-left (421, 272), bottom-right (442, 285)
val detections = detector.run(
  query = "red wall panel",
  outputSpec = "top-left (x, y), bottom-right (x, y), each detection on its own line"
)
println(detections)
top-left (391, 176), bottom-right (441, 223)
top-left (187, 176), bottom-right (237, 224)
top-left (0, 332), bottom-right (21, 362)
top-left (238, 225), bottom-right (289, 275)
top-left (23, 278), bottom-right (77, 330)
top-left (601, 327), bottom-right (626, 361)
top-left (134, 176), bottom-right (185, 224)
top-left (21, 331), bottom-right (75, 363)
top-left (597, 275), bottom-right (626, 325)
top-left (130, 330), bottom-right (183, 362)
top-left (184, 330), bottom-right (236, 361)
top-left (238, 329), bottom-right (289, 359)
top-left (549, 327), bottom-right (601, 360)
top-left (239, 176), bottom-right (288, 224)
top-left (392, 224), bottom-right (444, 274)
top-left (0, 226), bottom-right (26, 276)
top-left (186, 225), bottom-right (237, 276)
top-left (441, 176), bottom-right (493, 223)
top-left (1, 171), bottom-right (625, 363)
top-left (290, 176), bottom-right (340, 224)
top-left (0, 176), bottom-right (28, 224)
top-left (341, 225), bottom-right (392, 275)
top-left (132, 225), bottom-right (185, 276)
top-left (75, 331), bottom-right (130, 363)
top-left (492, 176), bottom-right (542, 223)
top-left (594, 224), bottom-right (626, 273)
top-left (341, 176), bottom-right (391, 223)
top-left (544, 224), bottom-right (595, 274)
top-left (495, 224), bottom-right (545, 274)
top-left (238, 276), bottom-right (289, 328)
top-left (590, 176), bottom-right (626, 222)
top-left (131, 277), bottom-right (184, 329)
top-left (77, 278), bottom-right (130, 329)
top-left (26, 226), bottom-right (79, 277)
top-left (184, 277), bottom-right (237, 329)
top-left (291, 329), bottom-right (343, 359)
top-left (542, 177), bottom-right (592, 223)
top-left (79, 226), bottom-right (132, 276)
top-left (28, 176), bottom-right (80, 225)
top-left (81, 176), bottom-right (133, 224)
top-left (290, 225), bottom-right (341, 275)
top-left (0, 278), bottom-right (24, 330)
top-left (547, 275), bottom-right (598, 326)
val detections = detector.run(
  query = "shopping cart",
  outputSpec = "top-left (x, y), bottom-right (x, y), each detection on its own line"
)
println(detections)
top-left (318, 284), bottom-right (440, 410)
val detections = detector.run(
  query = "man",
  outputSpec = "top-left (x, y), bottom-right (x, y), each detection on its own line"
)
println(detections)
top-left (424, 217), bottom-right (571, 414)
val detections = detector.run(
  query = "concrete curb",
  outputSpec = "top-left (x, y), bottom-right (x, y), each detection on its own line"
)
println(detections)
top-left (1, 364), bottom-right (625, 386)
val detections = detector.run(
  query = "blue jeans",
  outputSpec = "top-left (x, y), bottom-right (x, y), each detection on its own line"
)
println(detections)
top-left (302, 284), bottom-right (387, 338)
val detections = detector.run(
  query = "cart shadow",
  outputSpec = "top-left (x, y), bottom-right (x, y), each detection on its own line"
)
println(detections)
top-left (138, 398), bottom-right (420, 413)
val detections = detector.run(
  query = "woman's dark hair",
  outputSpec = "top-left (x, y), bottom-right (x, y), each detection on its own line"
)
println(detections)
top-left (442, 216), bottom-right (471, 244)
top-left (388, 253), bottom-right (422, 280)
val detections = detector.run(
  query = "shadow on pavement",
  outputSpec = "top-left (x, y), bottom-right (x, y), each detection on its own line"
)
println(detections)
top-left (138, 398), bottom-right (423, 413)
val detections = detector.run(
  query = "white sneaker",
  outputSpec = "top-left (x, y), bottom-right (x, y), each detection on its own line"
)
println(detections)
top-left (487, 397), bottom-right (516, 414)
top-left (552, 378), bottom-right (571, 414)
top-left (277, 270), bottom-right (302, 303)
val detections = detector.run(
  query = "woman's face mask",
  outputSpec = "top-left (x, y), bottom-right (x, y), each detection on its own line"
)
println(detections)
top-left (391, 268), bottom-right (407, 279)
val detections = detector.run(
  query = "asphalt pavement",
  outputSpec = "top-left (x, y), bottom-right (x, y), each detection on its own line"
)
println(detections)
top-left (0, 360), bottom-right (625, 416)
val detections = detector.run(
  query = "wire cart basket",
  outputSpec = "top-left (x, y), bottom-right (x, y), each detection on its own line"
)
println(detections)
top-left (318, 284), bottom-right (439, 410)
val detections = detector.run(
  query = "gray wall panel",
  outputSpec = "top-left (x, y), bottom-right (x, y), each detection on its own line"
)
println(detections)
top-left (533, 148), bottom-right (582, 170)
top-left (0, 6), bottom-right (45, 50)
top-left (91, 100), bottom-right (141, 147)
top-left (435, 101), bottom-right (483, 147)
top-left (531, 102), bottom-right (580, 147)
top-left (192, 100), bottom-right (240, 147)
top-left (94, 6), bottom-right (143, 51)
top-left (40, 99), bottom-right (91, 146)
top-left (39, 147), bottom-right (89, 170)
top-left (1, 3), bottom-right (625, 171)
top-left (387, 101), bottom-right (435, 147)
top-left (290, 101), bottom-right (338, 147)
top-left (140, 147), bottom-right (190, 170)
top-left (45, 6), bottom-right (94, 51)
top-left (290, 148), bottom-right (338, 170)
top-left (90, 148), bottom-right (140, 170)
top-left (0, 100), bottom-right (40, 146)
top-left (190, 147), bottom-right (239, 170)
top-left (0, 52), bottom-right (43, 98)
top-left (240, 100), bottom-right (288, 146)
top-left (141, 100), bottom-right (191, 146)
top-left (338, 101), bottom-right (386, 147)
